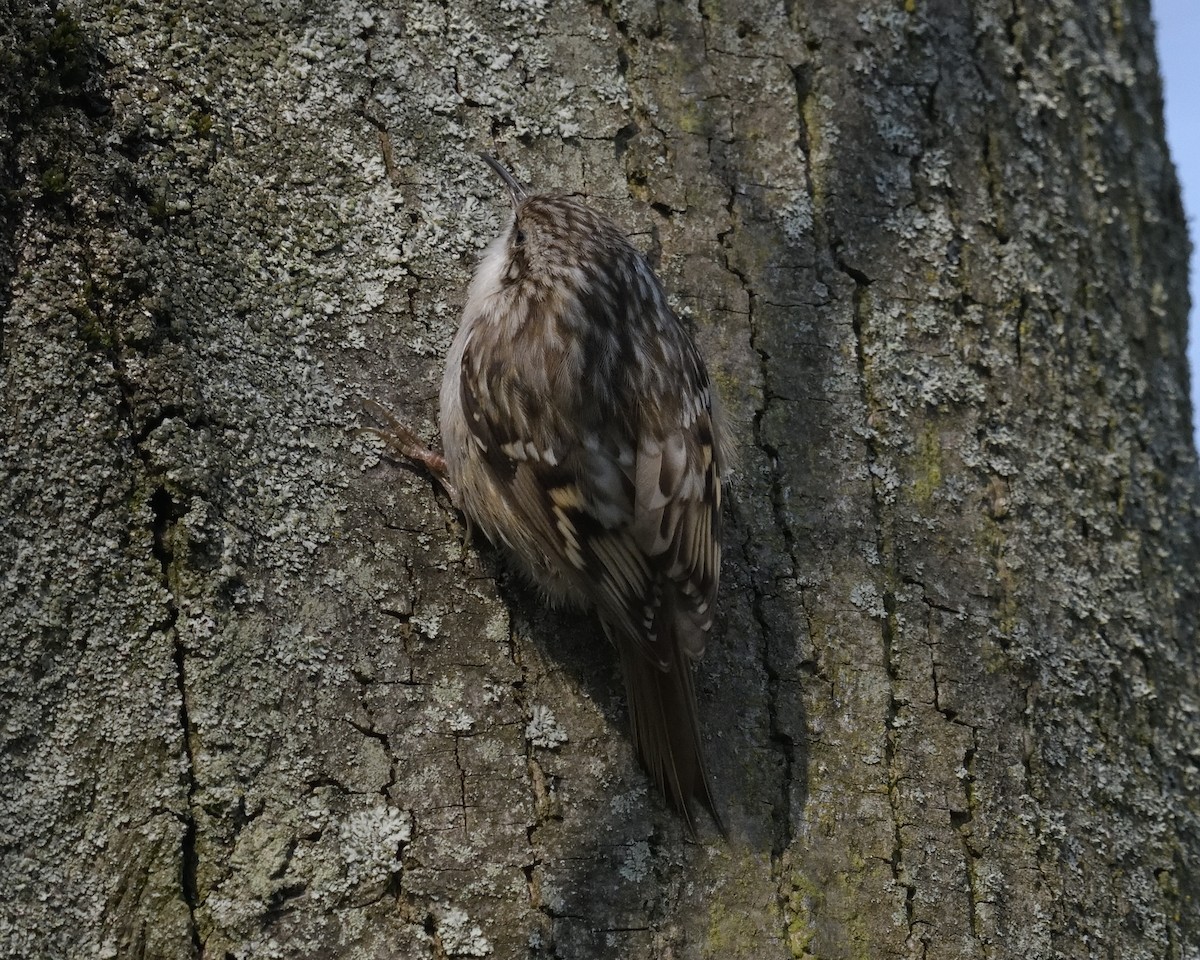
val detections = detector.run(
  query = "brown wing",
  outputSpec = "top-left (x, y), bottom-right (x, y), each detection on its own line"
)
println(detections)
top-left (459, 335), bottom-right (724, 668)
top-left (625, 400), bottom-right (723, 658)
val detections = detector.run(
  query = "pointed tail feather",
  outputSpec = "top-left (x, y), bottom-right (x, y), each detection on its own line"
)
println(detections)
top-left (616, 634), bottom-right (723, 837)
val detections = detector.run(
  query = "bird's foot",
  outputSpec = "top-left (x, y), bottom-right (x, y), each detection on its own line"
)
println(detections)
top-left (358, 398), bottom-right (459, 504)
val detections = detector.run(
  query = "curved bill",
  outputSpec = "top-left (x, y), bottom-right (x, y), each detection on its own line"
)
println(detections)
top-left (479, 153), bottom-right (527, 206)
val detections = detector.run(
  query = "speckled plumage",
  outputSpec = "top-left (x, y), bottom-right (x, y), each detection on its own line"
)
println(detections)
top-left (440, 155), bottom-right (729, 832)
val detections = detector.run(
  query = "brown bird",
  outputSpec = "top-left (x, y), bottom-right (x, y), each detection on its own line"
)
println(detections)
top-left (371, 154), bottom-right (729, 833)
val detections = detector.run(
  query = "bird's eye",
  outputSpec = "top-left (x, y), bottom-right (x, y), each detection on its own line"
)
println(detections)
top-left (514, 227), bottom-right (527, 245)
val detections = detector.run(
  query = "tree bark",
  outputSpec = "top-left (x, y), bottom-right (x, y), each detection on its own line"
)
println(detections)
top-left (2, 0), bottom-right (1198, 957)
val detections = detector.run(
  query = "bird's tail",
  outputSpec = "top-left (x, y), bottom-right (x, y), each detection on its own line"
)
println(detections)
top-left (617, 631), bottom-right (722, 837)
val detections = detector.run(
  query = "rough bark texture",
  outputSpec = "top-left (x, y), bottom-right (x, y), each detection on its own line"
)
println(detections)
top-left (2, 0), bottom-right (1198, 957)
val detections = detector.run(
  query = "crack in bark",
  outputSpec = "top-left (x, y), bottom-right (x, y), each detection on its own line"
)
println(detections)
top-left (85, 218), bottom-right (206, 955)
top-left (721, 190), bottom-right (804, 948)
top-left (744, 338), bottom-right (798, 867)
top-left (148, 486), bottom-right (203, 957)
top-left (63, 193), bottom-right (206, 954)
top-left (956, 735), bottom-right (987, 954)
top-left (836, 253), bottom-right (924, 944)
top-left (506, 612), bottom-right (560, 953)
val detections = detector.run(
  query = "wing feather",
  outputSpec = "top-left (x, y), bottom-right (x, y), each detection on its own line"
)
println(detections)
top-left (457, 286), bottom-right (724, 669)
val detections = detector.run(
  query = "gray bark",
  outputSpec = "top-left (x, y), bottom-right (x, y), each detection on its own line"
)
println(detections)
top-left (2, 0), bottom-right (1198, 958)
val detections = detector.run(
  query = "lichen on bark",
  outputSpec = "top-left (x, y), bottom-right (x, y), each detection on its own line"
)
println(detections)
top-left (1, 1), bottom-right (1197, 958)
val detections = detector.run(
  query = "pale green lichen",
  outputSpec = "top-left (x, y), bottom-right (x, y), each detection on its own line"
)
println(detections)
top-left (2, 1), bottom-right (1196, 959)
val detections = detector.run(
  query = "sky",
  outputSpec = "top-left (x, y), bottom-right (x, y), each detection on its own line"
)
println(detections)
top-left (1152, 0), bottom-right (1200, 451)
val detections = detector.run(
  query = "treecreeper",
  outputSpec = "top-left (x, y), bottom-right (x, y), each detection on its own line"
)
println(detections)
top-left (367, 154), bottom-right (730, 835)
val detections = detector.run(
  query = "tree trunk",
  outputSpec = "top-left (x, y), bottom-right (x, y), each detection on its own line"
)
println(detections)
top-left (2, 0), bottom-right (1198, 957)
